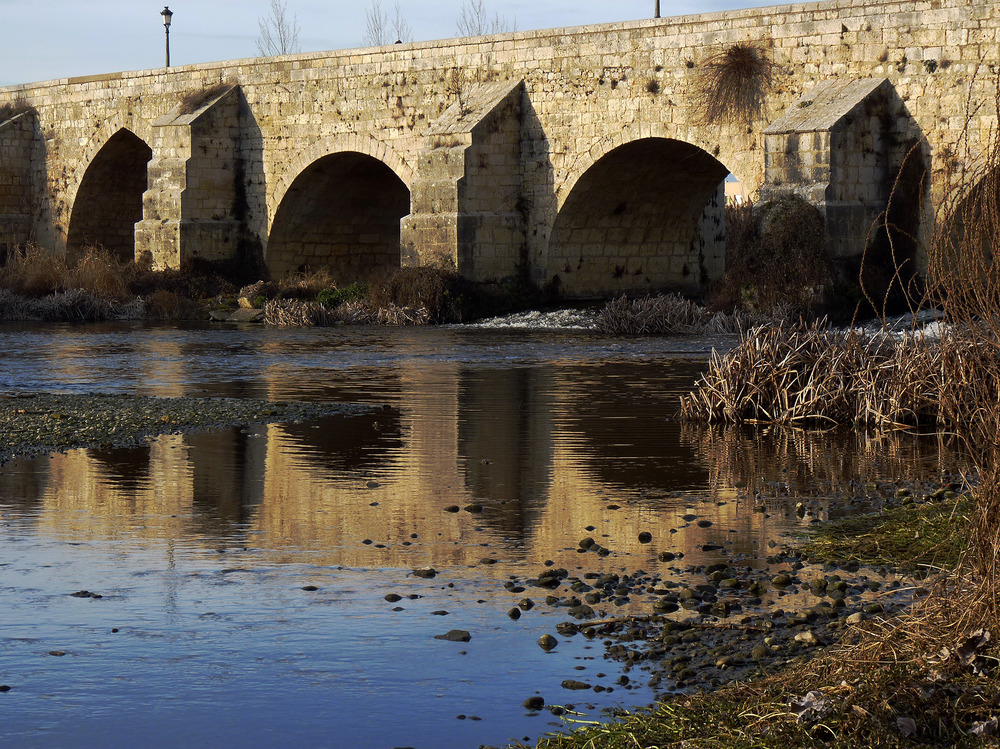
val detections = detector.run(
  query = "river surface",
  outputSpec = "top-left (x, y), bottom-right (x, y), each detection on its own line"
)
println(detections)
top-left (0, 322), bottom-right (963, 749)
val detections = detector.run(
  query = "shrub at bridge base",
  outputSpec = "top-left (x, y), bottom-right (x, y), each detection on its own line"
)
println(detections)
top-left (711, 193), bottom-right (833, 319)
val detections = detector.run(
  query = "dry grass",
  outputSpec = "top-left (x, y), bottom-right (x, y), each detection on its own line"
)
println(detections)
top-left (177, 82), bottom-right (232, 115)
top-left (0, 288), bottom-right (145, 321)
top-left (595, 293), bottom-right (770, 335)
top-left (693, 42), bottom-right (776, 127)
top-left (263, 299), bottom-right (333, 326)
top-left (0, 96), bottom-right (34, 123)
top-left (263, 297), bottom-right (430, 326)
top-left (678, 320), bottom-right (963, 427)
top-left (368, 266), bottom-right (474, 323)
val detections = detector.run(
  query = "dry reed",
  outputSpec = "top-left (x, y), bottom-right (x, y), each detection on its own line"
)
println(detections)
top-left (595, 293), bottom-right (769, 335)
top-left (678, 320), bottom-right (962, 428)
top-left (0, 288), bottom-right (145, 321)
top-left (263, 298), bottom-right (430, 326)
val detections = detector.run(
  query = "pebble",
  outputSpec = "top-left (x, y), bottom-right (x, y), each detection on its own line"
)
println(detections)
top-left (434, 630), bottom-right (471, 643)
top-left (537, 634), bottom-right (558, 651)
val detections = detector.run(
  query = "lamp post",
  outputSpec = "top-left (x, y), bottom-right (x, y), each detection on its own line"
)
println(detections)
top-left (161, 6), bottom-right (173, 68)
top-left (654, 1), bottom-right (660, 18)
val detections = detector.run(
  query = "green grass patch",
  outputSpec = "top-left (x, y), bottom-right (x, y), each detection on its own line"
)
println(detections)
top-left (800, 496), bottom-right (971, 572)
top-left (521, 654), bottom-right (995, 748)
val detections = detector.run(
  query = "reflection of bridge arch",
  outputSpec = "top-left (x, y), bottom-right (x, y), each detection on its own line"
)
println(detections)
top-left (547, 135), bottom-right (733, 297)
top-left (66, 127), bottom-right (153, 262)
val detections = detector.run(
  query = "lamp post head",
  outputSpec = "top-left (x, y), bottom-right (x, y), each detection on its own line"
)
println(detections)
top-left (161, 6), bottom-right (173, 29)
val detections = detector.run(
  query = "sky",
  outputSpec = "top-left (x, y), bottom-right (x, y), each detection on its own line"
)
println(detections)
top-left (0, 0), bottom-right (774, 87)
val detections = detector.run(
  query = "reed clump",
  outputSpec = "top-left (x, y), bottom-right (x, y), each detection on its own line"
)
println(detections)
top-left (711, 193), bottom-right (833, 317)
top-left (595, 293), bottom-right (769, 335)
top-left (263, 297), bottom-right (430, 326)
top-left (677, 320), bottom-right (968, 427)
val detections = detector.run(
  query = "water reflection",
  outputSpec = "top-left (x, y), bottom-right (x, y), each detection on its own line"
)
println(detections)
top-left (6, 359), bottom-right (964, 571)
top-left (0, 325), bottom-right (972, 749)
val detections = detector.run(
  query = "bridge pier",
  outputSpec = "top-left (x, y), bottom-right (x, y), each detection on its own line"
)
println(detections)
top-left (402, 79), bottom-right (525, 281)
top-left (135, 84), bottom-right (243, 269)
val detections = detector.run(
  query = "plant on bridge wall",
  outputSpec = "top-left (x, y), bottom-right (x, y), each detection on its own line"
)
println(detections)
top-left (178, 82), bottom-right (235, 116)
top-left (693, 42), bottom-right (775, 128)
top-left (0, 96), bottom-right (35, 124)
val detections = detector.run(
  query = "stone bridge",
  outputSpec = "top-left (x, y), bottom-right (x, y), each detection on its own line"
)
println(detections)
top-left (0, 0), bottom-right (997, 297)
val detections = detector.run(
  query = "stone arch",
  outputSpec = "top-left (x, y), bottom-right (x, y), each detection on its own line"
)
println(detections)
top-left (65, 127), bottom-right (153, 263)
top-left (554, 124), bottom-right (753, 213)
top-left (547, 134), bottom-right (733, 297)
top-left (266, 140), bottom-right (412, 282)
top-left (268, 134), bottom-right (414, 230)
top-left (64, 113), bottom-right (154, 223)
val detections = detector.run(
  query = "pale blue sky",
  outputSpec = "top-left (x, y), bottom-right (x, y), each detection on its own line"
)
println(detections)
top-left (0, 1), bottom-right (773, 87)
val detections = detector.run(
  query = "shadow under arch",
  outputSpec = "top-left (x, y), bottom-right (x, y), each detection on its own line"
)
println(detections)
top-left (266, 151), bottom-right (411, 282)
top-left (66, 128), bottom-right (152, 262)
top-left (547, 137), bottom-right (730, 298)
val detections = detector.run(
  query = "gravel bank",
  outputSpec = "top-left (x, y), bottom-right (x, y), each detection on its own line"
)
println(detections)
top-left (0, 392), bottom-right (367, 463)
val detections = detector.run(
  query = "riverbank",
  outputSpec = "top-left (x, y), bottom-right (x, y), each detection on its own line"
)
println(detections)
top-left (0, 392), bottom-right (366, 464)
top-left (516, 491), bottom-right (994, 748)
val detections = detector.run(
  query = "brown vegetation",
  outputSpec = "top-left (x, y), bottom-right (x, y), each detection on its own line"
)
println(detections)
top-left (711, 193), bottom-right (832, 318)
top-left (0, 96), bottom-right (34, 124)
top-left (177, 82), bottom-right (233, 116)
top-left (595, 293), bottom-right (768, 335)
top-left (693, 42), bottom-right (775, 127)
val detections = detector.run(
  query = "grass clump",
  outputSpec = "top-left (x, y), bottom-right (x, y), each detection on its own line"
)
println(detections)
top-left (693, 42), bottom-right (775, 127)
top-left (0, 96), bottom-right (34, 124)
top-left (177, 82), bottom-right (233, 115)
top-left (595, 293), bottom-right (768, 335)
top-left (678, 319), bottom-right (957, 427)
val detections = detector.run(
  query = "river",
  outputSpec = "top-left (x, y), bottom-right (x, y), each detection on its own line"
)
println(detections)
top-left (0, 322), bottom-right (962, 748)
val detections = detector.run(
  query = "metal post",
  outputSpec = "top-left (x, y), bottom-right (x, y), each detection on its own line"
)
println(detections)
top-left (655, 1), bottom-right (661, 18)
top-left (161, 7), bottom-right (173, 68)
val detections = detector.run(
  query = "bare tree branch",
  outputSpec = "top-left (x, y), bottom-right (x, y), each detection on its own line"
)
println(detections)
top-left (365, 1), bottom-right (411, 46)
top-left (257, 0), bottom-right (301, 56)
top-left (391, 2), bottom-right (412, 44)
top-left (363, 0), bottom-right (390, 46)
top-left (456, 0), bottom-right (516, 37)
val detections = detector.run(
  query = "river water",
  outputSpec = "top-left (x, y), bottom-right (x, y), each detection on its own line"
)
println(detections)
top-left (0, 322), bottom-right (962, 749)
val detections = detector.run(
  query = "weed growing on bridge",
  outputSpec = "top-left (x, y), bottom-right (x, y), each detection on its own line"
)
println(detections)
top-left (0, 96), bottom-right (34, 124)
top-left (177, 82), bottom-right (234, 116)
top-left (694, 42), bottom-right (775, 127)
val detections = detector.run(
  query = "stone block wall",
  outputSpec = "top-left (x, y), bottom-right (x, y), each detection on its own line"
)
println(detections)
top-left (0, 111), bottom-right (35, 253)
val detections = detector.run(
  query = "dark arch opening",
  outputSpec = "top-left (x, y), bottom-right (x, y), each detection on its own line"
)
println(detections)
top-left (267, 152), bottom-right (410, 282)
top-left (66, 129), bottom-right (152, 263)
top-left (549, 138), bottom-right (730, 298)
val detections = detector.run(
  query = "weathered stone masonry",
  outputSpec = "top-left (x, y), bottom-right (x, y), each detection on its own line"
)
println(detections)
top-left (0, 0), bottom-right (997, 296)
